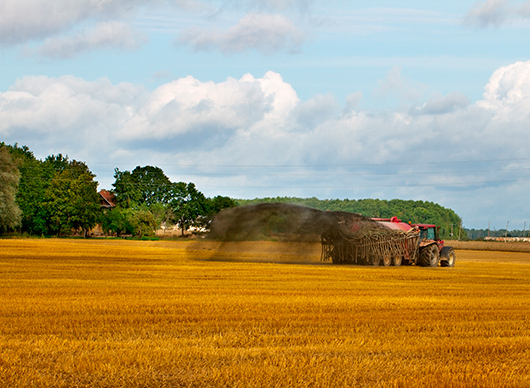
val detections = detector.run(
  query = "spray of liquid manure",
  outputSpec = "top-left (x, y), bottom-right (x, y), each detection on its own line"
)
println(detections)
top-left (187, 203), bottom-right (407, 264)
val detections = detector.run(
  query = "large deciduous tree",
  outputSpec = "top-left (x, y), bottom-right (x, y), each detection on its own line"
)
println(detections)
top-left (0, 145), bottom-right (22, 232)
top-left (113, 166), bottom-right (173, 208)
top-left (44, 160), bottom-right (100, 237)
top-left (7, 145), bottom-right (51, 235)
top-left (110, 165), bottom-right (237, 236)
top-left (170, 182), bottom-right (209, 235)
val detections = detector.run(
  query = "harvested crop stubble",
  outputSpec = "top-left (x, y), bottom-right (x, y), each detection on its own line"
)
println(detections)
top-left (1, 239), bottom-right (530, 387)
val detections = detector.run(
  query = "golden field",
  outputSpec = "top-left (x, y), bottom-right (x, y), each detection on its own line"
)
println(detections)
top-left (1, 239), bottom-right (530, 388)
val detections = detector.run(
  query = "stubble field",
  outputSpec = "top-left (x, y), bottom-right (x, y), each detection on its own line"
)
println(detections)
top-left (1, 238), bottom-right (530, 387)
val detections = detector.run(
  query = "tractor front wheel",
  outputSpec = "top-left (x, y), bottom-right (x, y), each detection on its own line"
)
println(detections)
top-left (418, 244), bottom-right (440, 267)
top-left (440, 247), bottom-right (456, 267)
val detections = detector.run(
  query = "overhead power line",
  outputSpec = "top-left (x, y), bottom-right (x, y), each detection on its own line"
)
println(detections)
top-left (84, 156), bottom-right (530, 169)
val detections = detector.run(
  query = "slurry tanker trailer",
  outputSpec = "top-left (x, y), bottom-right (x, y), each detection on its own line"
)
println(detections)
top-left (321, 216), bottom-right (456, 267)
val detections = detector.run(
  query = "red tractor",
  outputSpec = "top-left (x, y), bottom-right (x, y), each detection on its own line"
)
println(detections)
top-left (373, 217), bottom-right (456, 267)
top-left (321, 214), bottom-right (456, 267)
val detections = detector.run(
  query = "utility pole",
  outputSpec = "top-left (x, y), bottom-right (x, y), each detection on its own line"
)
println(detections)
top-left (458, 220), bottom-right (462, 241)
top-left (505, 221), bottom-right (509, 241)
top-left (524, 222), bottom-right (526, 238)
top-left (487, 222), bottom-right (490, 238)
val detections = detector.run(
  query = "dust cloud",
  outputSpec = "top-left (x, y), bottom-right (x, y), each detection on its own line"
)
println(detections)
top-left (187, 203), bottom-right (386, 264)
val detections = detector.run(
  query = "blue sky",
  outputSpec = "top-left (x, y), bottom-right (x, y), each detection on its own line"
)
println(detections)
top-left (2, 0), bottom-right (530, 230)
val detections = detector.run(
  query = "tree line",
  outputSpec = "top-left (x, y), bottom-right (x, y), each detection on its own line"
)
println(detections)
top-left (1, 142), bottom-right (465, 239)
top-left (237, 197), bottom-right (465, 240)
top-left (0, 143), bottom-right (235, 237)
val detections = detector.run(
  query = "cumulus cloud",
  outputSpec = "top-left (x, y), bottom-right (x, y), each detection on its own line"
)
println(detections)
top-left (2, 64), bottom-right (530, 166)
top-left (412, 92), bottom-right (470, 115)
top-left (0, 75), bottom-right (143, 160)
top-left (178, 12), bottom-right (306, 53)
top-left (2, 62), bottom-right (530, 227)
top-left (465, 0), bottom-right (530, 26)
top-left (477, 60), bottom-right (530, 124)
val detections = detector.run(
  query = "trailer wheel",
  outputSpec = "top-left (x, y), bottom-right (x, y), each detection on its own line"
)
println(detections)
top-left (440, 247), bottom-right (455, 267)
top-left (382, 255), bottom-right (392, 266)
top-left (418, 244), bottom-right (440, 267)
top-left (331, 247), bottom-right (342, 264)
top-left (392, 255), bottom-right (402, 267)
top-left (371, 255), bottom-right (381, 266)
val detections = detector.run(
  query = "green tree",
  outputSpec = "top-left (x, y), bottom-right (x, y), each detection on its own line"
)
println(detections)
top-left (112, 169), bottom-right (140, 208)
top-left (0, 145), bottom-right (22, 232)
top-left (170, 182), bottom-right (208, 235)
top-left (149, 202), bottom-right (174, 229)
top-left (208, 195), bottom-right (237, 213)
top-left (100, 207), bottom-right (133, 237)
top-left (44, 160), bottom-right (100, 237)
top-left (129, 207), bottom-right (158, 237)
top-left (200, 195), bottom-right (237, 229)
top-left (113, 166), bottom-right (173, 208)
top-left (7, 145), bottom-right (52, 235)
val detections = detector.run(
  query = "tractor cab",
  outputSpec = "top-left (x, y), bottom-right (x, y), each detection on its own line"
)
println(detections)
top-left (413, 224), bottom-right (444, 249)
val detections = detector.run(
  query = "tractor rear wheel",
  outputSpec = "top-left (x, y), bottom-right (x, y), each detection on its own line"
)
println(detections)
top-left (440, 247), bottom-right (456, 267)
top-left (418, 244), bottom-right (440, 267)
top-left (392, 255), bottom-right (402, 267)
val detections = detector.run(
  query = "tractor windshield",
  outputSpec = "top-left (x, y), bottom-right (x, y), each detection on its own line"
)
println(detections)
top-left (420, 227), bottom-right (436, 240)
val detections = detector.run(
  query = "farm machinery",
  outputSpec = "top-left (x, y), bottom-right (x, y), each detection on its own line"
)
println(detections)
top-left (321, 215), bottom-right (455, 267)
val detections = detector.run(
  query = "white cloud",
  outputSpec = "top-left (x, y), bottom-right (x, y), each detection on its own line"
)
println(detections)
top-left (412, 92), bottom-right (470, 115)
top-left (0, 0), bottom-right (211, 53)
top-left (479, 61), bottom-right (530, 112)
top-left (465, 0), bottom-right (530, 26)
top-left (35, 22), bottom-right (145, 58)
top-left (0, 0), bottom-right (308, 55)
top-left (0, 0), bottom-right (137, 46)
top-left (0, 75), bottom-right (143, 159)
top-left (466, 0), bottom-right (510, 26)
top-left (178, 12), bottom-right (306, 54)
top-left (119, 71), bottom-right (299, 144)
top-left (2, 64), bottom-right (530, 166)
top-left (2, 62), bottom-right (530, 227)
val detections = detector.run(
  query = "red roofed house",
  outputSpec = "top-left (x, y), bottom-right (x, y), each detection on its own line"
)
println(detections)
top-left (99, 190), bottom-right (116, 209)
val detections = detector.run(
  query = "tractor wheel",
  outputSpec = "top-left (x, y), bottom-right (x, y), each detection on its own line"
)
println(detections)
top-left (418, 244), bottom-right (440, 267)
top-left (371, 255), bottom-right (381, 266)
top-left (392, 255), bottom-right (402, 267)
top-left (440, 247), bottom-right (456, 267)
top-left (331, 247), bottom-right (342, 264)
top-left (382, 255), bottom-right (392, 266)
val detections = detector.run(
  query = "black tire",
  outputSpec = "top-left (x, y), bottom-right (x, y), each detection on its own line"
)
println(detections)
top-left (440, 247), bottom-right (456, 267)
top-left (392, 255), bottom-right (402, 267)
top-left (418, 244), bottom-right (440, 267)
top-left (371, 255), bottom-right (381, 266)
top-left (382, 255), bottom-right (392, 266)
top-left (331, 247), bottom-right (343, 264)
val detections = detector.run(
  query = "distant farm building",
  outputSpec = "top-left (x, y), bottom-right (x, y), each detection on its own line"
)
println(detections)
top-left (99, 190), bottom-right (116, 209)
